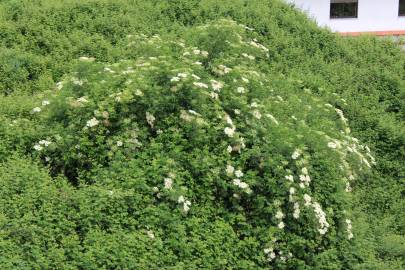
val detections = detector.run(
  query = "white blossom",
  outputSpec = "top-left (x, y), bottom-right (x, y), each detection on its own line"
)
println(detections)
top-left (210, 92), bottom-right (219, 99)
top-left (291, 149), bottom-right (301, 160)
top-left (183, 200), bottom-right (191, 212)
top-left (164, 177), bottom-right (173, 189)
top-left (146, 112), bottom-right (155, 127)
top-left (39, 140), bottom-right (52, 147)
top-left (201, 50), bottom-right (209, 57)
top-left (235, 170), bottom-right (244, 178)
top-left (252, 110), bottom-right (262, 119)
top-left (285, 175), bottom-right (294, 182)
top-left (146, 230), bottom-right (155, 239)
top-left (79, 56), bottom-right (95, 62)
top-left (77, 96), bottom-right (89, 103)
top-left (218, 64), bottom-right (232, 74)
top-left (236, 87), bottom-right (245, 93)
top-left (188, 110), bottom-right (200, 116)
top-left (227, 145), bottom-right (233, 153)
top-left (193, 82), bottom-right (209, 89)
top-left (116, 141), bottom-right (123, 147)
top-left (293, 202), bottom-right (300, 219)
top-left (278, 221), bottom-right (285, 229)
top-left (72, 78), bottom-right (84, 86)
top-left (312, 202), bottom-right (329, 235)
top-left (86, 117), bottom-right (99, 128)
top-left (224, 127), bottom-right (235, 138)
top-left (56, 81), bottom-right (64, 90)
top-left (232, 179), bottom-right (250, 192)
top-left (265, 114), bottom-right (279, 125)
top-left (178, 195), bottom-right (185, 203)
top-left (303, 194), bottom-right (312, 206)
top-left (226, 165), bottom-right (235, 176)
top-left (345, 182), bottom-right (352, 192)
top-left (33, 144), bottom-right (43, 151)
top-left (242, 77), bottom-right (249, 83)
top-left (346, 219), bottom-right (354, 239)
top-left (42, 100), bottom-right (50, 106)
top-left (177, 72), bottom-right (188, 78)
top-left (171, 76), bottom-right (180, 82)
top-left (32, 107), bottom-right (41, 113)
top-left (210, 80), bottom-right (223, 91)
top-left (328, 142), bottom-right (337, 149)
top-left (275, 210), bottom-right (284, 219)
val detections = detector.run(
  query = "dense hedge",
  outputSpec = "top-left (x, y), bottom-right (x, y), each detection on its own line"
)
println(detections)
top-left (0, 0), bottom-right (404, 269)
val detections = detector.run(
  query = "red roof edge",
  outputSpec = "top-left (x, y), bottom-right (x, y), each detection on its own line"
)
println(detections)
top-left (340, 30), bottom-right (405, 37)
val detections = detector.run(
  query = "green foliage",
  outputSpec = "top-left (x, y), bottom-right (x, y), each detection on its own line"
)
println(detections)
top-left (0, 0), bottom-right (404, 269)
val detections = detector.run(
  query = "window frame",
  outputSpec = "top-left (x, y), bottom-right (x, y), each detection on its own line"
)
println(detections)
top-left (399, 0), bottom-right (405, 16)
top-left (330, 0), bottom-right (359, 19)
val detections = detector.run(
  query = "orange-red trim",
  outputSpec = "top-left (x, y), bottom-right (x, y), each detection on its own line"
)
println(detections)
top-left (340, 30), bottom-right (405, 36)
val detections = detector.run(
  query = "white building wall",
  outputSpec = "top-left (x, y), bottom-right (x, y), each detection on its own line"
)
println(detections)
top-left (289, 0), bottom-right (405, 33)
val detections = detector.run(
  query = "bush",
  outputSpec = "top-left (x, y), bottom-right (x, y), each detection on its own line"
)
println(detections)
top-left (0, 0), bottom-right (403, 268)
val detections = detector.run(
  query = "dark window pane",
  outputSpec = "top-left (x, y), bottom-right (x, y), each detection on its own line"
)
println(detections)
top-left (330, 2), bottom-right (358, 18)
top-left (400, 0), bottom-right (405, 16)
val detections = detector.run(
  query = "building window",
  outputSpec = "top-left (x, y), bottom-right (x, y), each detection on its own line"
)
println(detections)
top-left (400, 0), bottom-right (405, 16)
top-left (330, 0), bottom-right (358, 19)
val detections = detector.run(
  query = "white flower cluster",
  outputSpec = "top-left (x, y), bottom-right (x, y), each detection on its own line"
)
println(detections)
top-left (275, 210), bottom-right (285, 229)
top-left (86, 117), bottom-right (99, 128)
top-left (241, 53), bottom-right (255, 60)
top-left (303, 194), bottom-right (330, 235)
top-left (210, 79), bottom-right (223, 91)
top-left (216, 64), bottom-right (232, 75)
top-left (33, 140), bottom-right (52, 151)
top-left (178, 195), bottom-right (191, 213)
top-left (79, 56), bottom-right (95, 62)
top-left (299, 167), bottom-right (311, 189)
top-left (327, 140), bottom-right (341, 149)
top-left (346, 219), bottom-right (354, 239)
top-left (31, 99), bottom-right (52, 114)
top-left (236, 86), bottom-right (245, 94)
top-left (171, 72), bottom-right (189, 83)
top-left (287, 187), bottom-right (301, 219)
top-left (224, 114), bottom-right (236, 138)
top-left (313, 202), bottom-right (329, 235)
top-left (193, 82), bottom-right (209, 89)
top-left (264, 247), bottom-right (276, 262)
top-left (56, 81), bottom-right (64, 90)
top-left (32, 107), bottom-right (41, 113)
top-left (291, 148), bottom-right (301, 160)
top-left (227, 164), bottom-right (251, 193)
top-left (264, 246), bottom-right (292, 263)
top-left (285, 175), bottom-right (294, 182)
top-left (249, 39), bottom-right (269, 53)
top-left (265, 113), bottom-right (279, 125)
top-left (164, 177), bottom-right (173, 190)
top-left (72, 77), bottom-right (85, 86)
top-left (146, 230), bottom-right (155, 239)
top-left (146, 112), bottom-right (155, 128)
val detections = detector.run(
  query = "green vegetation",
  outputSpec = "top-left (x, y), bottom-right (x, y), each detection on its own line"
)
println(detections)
top-left (0, 0), bottom-right (403, 269)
